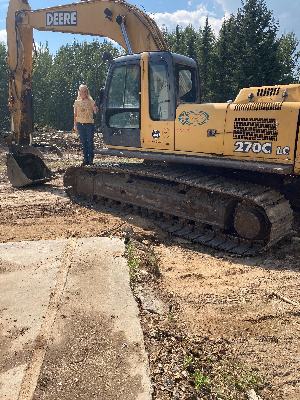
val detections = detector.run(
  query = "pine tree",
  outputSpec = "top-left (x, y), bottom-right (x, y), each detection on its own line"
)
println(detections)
top-left (277, 33), bottom-right (300, 83)
top-left (213, 16), bottom-right (241, 102)
top-left (32, 43), bottom-right (53, 127)
top-left (198, 17), bottom-right (216, 102)
top-left (235, 0), bottom-right (281, 87)
top-left (175, 25), bottom-right (187, 55)
top-left (184, 25), bottom-right (198, 61)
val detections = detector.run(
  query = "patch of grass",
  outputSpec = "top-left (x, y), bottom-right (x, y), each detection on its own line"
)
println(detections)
top-left (125, 238), bottom-right (160, 283)
top-left (193, 370), bottom-right (211, 391)
top-left (167, 311), bottom-right (176, 323)
top-left (233, 368), bottom-right (263, 392)
top-left (183, 355), bottom-right (194, 369)
top-left (212, 360), bottom-right (264, 399)
top-left (181, 349), bottom-right (264, 400)
top-left (144, 250), bottom-right (160, 278)
top-left (125, 240), bottom-right (141, 282)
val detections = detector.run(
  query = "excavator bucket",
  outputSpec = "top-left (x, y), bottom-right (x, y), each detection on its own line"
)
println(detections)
top-left (6, 150), bottom-right (53, 188)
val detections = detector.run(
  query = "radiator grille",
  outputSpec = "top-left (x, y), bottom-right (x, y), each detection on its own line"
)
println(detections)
top-left (233, 118), bottom-right (278, 141)
top-left (257, 87), bottom-right (280, 97)
top-left (234, 102), bottom-right (282, 111)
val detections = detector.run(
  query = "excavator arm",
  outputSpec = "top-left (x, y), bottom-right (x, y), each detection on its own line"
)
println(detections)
top-left (7, 0), bottom-right (167, 148)
top-left (5, 0), bottom-right (166, 187)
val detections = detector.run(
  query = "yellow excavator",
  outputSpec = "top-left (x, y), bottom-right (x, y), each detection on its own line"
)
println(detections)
top-left (6, 0), bottom-right (300, 255)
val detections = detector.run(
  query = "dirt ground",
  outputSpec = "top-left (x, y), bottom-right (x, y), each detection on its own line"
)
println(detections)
top-left (1, 133), bottom-right (300, 400)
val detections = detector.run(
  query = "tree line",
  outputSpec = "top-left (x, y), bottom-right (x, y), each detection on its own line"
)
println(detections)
top-left (164, 0), bottom-right (299, 102)
top-left (0, 40), bottom-right (119, 132)
top-left (0, 0), bottom-right (299, 132)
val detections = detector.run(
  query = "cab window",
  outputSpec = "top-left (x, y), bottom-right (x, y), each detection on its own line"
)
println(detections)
top-left (107, 64), bottom-right (140, 129)
top-left (176, 65), bottom-right (197, 104)
top-left (149, 59), bottom-right (172, 121)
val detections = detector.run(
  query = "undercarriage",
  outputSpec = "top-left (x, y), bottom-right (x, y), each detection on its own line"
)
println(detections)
top-left (64, 162), bottom-right (294, 256)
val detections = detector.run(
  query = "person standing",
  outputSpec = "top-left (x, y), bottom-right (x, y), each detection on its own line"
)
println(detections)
top-left (74, 84), bottom-right (98, 165)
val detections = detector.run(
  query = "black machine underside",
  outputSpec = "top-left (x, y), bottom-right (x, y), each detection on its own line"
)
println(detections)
top-left (64, 162), bottom-right (293, 256)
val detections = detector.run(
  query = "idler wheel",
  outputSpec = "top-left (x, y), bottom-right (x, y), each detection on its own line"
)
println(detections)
top-left (234, 204), bottom-right (270, 241)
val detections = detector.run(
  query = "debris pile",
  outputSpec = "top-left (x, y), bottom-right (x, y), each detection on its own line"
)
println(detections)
top-left (32, 128), bottom-right (105, 151)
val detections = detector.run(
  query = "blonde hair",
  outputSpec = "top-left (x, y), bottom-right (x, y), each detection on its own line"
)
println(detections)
top-left (77, 84), bottom-right (94, 102)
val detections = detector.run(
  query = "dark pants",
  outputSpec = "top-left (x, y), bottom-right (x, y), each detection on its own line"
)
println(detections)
top-left (77, 123), bottom-right (95, 165)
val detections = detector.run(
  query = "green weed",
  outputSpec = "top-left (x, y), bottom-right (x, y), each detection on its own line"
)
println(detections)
top-left (125, 240), bottom-right (141, 282)
top-left (194, 370), bottom-right (211, 391)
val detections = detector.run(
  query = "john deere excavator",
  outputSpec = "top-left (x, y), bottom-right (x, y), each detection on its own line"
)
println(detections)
top-left (6, 0), bottom-right (300, 255)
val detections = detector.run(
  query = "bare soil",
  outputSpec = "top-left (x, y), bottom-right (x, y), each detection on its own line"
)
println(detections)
top-left (1, 132), bottom-right (300, 399)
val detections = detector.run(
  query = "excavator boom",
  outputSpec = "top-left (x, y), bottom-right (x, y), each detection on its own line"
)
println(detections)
top-left (6, 0), bottom-right (166, 187)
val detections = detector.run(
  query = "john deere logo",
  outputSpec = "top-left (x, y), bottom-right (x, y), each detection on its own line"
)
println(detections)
top-left (46, 11), bottom-right (77, 26)
top-left (178, 110), bottom-right (209, 126)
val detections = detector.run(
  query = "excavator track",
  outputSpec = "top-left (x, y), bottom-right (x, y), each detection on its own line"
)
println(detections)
top-left (64, 162), bottom-right (294, 256)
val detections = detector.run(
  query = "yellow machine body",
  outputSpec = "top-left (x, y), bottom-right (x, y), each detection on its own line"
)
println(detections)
top-left (104, 53), bottom-right (300, 176)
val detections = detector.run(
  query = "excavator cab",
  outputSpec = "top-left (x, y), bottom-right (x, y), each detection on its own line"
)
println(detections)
top-left (101, 51), bottom-right (200, 150)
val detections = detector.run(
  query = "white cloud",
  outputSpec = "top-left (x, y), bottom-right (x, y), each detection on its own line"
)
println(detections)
top-left (0, 28), bottom-right (6, 43)
top-left (215, 0), bottom-right (229, 12)
top-left (151, 5), bottom-right (225, 33)
top-left (214, 0), bottom-right (240, 13)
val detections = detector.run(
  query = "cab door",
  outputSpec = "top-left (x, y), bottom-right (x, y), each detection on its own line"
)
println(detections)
top-left (102, 58), bottom-right (141, 148)
top-left (140, 53), bottom-right (175, 151)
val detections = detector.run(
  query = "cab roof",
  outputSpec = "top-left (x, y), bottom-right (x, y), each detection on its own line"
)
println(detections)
top-left (113, 51), bottom-right (197, 68)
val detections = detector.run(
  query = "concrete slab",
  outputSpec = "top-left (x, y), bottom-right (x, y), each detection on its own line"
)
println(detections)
top-left (0, 238), bottom-right (152, 400)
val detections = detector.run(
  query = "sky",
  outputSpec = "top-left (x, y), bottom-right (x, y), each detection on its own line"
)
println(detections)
top-left (0, 0), bottom-right (299, 52)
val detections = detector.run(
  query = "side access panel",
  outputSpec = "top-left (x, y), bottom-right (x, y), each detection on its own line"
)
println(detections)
top-left (174, 103), bottom-right (227, 154)
top-left (223, 102), bottom-right (299, 166)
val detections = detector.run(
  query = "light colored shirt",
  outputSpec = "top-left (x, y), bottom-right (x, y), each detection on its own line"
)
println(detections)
top-left (74, 98), bottom-right (95, 124)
